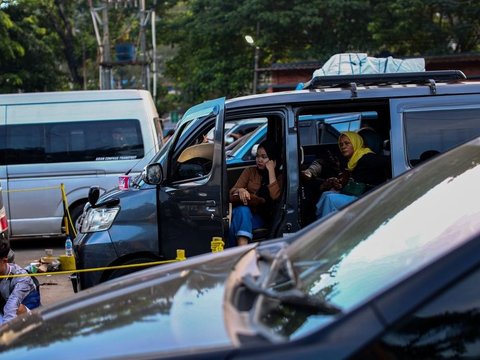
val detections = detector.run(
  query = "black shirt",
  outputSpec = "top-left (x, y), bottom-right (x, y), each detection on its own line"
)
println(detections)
top-left (350, 153), bottom-right (390, 186)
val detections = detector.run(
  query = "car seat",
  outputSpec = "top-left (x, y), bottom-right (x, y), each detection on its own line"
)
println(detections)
top-left (357, 127), bottom-right (383, 154)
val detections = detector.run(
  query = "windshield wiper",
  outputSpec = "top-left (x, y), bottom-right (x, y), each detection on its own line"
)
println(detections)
top-left (241, 274), bottom-right (341, 315)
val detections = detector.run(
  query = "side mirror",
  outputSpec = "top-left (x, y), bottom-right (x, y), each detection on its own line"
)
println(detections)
top-left (88, 186), bottom-right (100, 206)
top-left (144, 163), bottom-right (164, 185)
top-left (87, 185), bottom-right (119, 209)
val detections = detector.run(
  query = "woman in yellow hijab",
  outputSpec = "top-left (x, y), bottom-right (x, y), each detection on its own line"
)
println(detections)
top-left (315, 131), bottom-right (389, 218)
top-left (341, 131), bottom-right (373, 171)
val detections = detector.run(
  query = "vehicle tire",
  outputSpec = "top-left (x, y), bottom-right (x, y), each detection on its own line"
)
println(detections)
top-left (68, 202), bottom-right (87, 234)
top-left (104, 257), bottom-right (155, 283)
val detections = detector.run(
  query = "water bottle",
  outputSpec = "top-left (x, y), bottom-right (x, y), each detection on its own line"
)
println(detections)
top-left (65, 236), bottom-right (73, 257)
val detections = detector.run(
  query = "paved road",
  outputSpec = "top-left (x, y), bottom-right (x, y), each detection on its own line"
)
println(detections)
top-left (10, 237), bottom-right (77, 307)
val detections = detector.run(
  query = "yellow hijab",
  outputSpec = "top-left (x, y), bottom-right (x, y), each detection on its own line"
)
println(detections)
top-left (339, 131), bottom-right (373, 171)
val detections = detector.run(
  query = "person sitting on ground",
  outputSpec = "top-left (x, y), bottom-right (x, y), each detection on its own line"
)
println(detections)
top-left (0, 238), bottom-right (41, 325)
top-left (315, 131), bottom-right (388, 219)
top-left (228, 140), bottom-right (283, 247)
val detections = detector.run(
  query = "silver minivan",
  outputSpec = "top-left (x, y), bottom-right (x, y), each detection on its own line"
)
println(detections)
top-left (0, 89), bottom-right (162, 239)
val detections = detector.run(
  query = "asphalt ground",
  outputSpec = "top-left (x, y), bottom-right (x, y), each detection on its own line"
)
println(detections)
top-left (10, 237), bottom-right (76, 307)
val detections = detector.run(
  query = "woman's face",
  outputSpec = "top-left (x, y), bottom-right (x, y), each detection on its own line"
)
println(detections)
top-left (339, 135), bottom-right (354, 159)
top-left (255, 146), bottom-right (269, 169)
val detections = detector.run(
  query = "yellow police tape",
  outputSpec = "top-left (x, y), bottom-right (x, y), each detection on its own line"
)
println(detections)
top-left (0, 248), bottom-right (193, 279)
top-left (3, 183), bottom-right (77, 237)
top-left (2, 183), bottom-right (227, 279)
top-left (0, 258), bottom-right (182, 279)
top-left (2, 185), bottom-right (62, 193)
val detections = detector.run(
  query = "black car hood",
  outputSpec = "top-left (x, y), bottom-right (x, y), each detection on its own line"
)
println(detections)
top-left (0, 246), bottom-right (256, 359)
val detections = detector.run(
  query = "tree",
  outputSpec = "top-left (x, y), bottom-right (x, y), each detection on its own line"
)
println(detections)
top-left (0, 0), bottom-right (87, 92)
top-left (161, 1), bottom-right (252, 107)
top-left (1, 0), bottom-right (478, 110)
top-left (0, 5), bottom-right (30, 91)
top-left (28, 0), bottom-right (97, 89)
top-left (368, 0), bottom-right (480, 55)
top-left (161, 0), bottom-right (378, 108)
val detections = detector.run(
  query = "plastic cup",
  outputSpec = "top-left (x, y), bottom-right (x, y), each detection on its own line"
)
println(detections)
top-left (119, 175), bottom-right (130, 190)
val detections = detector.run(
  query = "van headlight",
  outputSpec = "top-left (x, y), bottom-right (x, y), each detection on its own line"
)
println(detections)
top-left (80, 207), bottom-right (120, 233)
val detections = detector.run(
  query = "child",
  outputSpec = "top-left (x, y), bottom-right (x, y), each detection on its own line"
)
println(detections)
top-left (0, 238), bottom-right (41, 324)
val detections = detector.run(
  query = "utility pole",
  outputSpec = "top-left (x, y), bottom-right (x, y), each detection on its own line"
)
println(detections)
top-left (151, 5), bottom-right (157, 98)
top-left (90, 0), bottom-right (156, 93)
top-left (245, 22), bottom-right (261, 94)
top-left (89, 0), bottom-right (112, 89)
top-left (101, 3), bottom-right (112, 89)
top-left (253, 45), bottom-right (259, 94)
top-left (139, 0), bottom-right (150, 91)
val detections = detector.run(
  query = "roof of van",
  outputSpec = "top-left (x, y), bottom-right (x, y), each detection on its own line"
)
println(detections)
top-left (225, 71), bottom-right (480, 110)
top-left (0, 89), bottom-right (152, 105)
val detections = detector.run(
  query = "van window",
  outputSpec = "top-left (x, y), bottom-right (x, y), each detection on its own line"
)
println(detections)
top-left (404, 108), bottom-right (480, 166)
top-left (171, 119), bottom-right (216, 182)
top-left (297, 112), bottom-right (368, 146)
top-left (2, 119), bottom-right (144, 165)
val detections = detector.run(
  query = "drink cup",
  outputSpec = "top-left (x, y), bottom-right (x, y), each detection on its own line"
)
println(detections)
top-left (119, 175), bottom-right (130, 190)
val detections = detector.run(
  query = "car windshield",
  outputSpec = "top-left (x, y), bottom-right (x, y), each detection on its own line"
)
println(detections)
top-left (254, 138), bottom-right (480, 340)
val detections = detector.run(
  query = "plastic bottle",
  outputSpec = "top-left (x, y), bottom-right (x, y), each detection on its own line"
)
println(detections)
top-left (65, 236), bottom-right (73, 257)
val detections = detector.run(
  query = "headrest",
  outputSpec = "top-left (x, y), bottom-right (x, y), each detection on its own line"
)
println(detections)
top-left (357, 127), bottom-right (383, 154)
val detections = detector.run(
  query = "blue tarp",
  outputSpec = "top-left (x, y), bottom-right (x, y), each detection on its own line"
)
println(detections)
top-left (312, 53), bottom-right (425, 77)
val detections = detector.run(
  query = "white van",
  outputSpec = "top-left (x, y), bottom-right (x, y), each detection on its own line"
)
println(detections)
top-left (0, 89), bottom-right (162, 239)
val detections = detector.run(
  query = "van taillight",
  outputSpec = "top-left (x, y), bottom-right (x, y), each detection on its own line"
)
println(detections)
top-left (0, 207), bottom-right (7, 232)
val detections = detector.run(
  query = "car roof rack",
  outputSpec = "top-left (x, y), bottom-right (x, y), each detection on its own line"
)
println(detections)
top-left (303, 70), bottom-right (467, 90)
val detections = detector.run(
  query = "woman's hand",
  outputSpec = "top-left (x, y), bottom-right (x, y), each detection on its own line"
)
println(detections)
top-left (265, 159), bottom-right (276, 173)
top-left (17, 304), bottom-right (28, 315)
top-left (238, 188), bottom-right (251, 205)
top-left (321, 177), bottom-right (342, 191)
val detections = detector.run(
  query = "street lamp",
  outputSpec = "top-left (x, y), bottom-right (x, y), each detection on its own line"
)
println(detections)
top-left (244, 35), bottom-right (259, 94)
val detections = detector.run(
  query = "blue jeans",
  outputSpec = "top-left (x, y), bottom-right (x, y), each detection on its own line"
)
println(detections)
top-left (228, 205), bottom-right (264, 247)
top-left (22, 289), bottom-right (41, 310)
top-left (316, 191), bottom-right (358, 219)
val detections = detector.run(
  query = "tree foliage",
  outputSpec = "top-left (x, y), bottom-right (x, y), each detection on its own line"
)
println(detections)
top-left (162, 0), bottom-right (479, 108)
top-left (0, 0), bottom-right (89, 92)
top-left (0, 7), bottom-right (25, 90)
top-left (161, 0), bottom-right (375, 105)
top-left (369, 0), bottom-right (480, 55)
top-left (0, 0), bottom-right (478, 112)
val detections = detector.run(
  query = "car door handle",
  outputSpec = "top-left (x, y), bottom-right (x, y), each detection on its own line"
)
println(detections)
top-left (205, 200), bottom-right (217, 213)
top-left (179, 200), bottom-right (216, 205)
top-left (178, 200), bottom-right (217, 210)
top-left (205, 200), bottom-right (216, 207)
